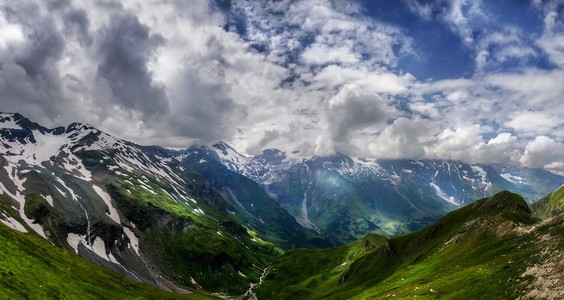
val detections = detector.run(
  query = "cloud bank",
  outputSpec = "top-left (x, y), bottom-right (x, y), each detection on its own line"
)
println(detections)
top-left (0, 0), bottom-right (562, 174)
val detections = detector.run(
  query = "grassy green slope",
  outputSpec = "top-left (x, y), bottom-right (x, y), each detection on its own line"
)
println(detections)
top-left (531, 185), bottom-right (564, 219)
top-left (106, 181), bottom-right (281, 295)
top-left (79, 149), bottom-right (283, 295)
top-left (0, 223), bottom-right (216, 300)
top-left (259, 233), bottom-right (387, 298)
top-left (257, 191), bottom-right (564, 299)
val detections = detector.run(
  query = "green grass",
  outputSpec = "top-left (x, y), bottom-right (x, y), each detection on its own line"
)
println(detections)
top-left (532, 185), bottom-right (564, 219)
top-left (0, 223), bottom-right (216, 299)
top-left (118, 176), bottom-right (204, 220)
top-left (257, 233), bottom-right (387, 299)
top-left (256, 191), bottom-right (563, 299)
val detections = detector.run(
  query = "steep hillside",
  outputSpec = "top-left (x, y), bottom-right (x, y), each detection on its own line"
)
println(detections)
top-left (0, 113), bottom-right (294, 295)
top-left (0, 222), bottom-right (215, 299)
top-left (531, 185), bottom-right (564, 219)
top-left (256, 191), bottom-right (564, 299)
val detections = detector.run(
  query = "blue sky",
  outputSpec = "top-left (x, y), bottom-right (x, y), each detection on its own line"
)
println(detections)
top-left (0, 0), bottom-right (563, 174)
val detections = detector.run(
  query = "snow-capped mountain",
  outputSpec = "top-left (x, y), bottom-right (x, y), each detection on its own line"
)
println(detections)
top-left (177, 141), bottom-right (564, 243)
top-left (0, 113), bottom-right (324, 295)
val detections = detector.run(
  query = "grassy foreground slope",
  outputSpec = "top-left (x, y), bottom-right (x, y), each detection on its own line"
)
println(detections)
top-left (257, 190), bottom-right (564, 299)
top-left (0, 223), bottom-right (216, 300)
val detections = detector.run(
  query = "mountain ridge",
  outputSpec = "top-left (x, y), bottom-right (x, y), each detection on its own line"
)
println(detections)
top-left (256, 190), bottom-right (564, 299)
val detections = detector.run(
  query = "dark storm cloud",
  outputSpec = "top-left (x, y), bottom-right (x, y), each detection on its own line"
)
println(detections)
top-left (168, 76), bottom-right (242, 144)
top-left (0, 1), bottom-right (67, 120)
top-left (97, 13), bottom-right (169, 118)
top-left (327, 92), bottom-right (393, 143)
top-left (42, 0), bottom-right (92, 45)
top-left (8, 6), bottom-right (64, 78)
top-left (63, 8), bottom-right (92, 46)
top-left (94, 0), bottom-right (124, 11)
top-left (166, 39), bottom-right (248, 145)
top-left (258, 129), bottom-right (281, 148)
top-left (45, 0), bottom-right (71, 11)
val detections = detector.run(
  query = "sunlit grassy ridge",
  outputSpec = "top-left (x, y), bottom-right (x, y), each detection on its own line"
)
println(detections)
top-left (256, 191), bottom-right (564, 299)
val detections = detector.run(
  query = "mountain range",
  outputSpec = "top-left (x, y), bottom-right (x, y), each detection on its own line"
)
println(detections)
top-left (0, 112), bottom-right (563, 298)
top-left (176, 140), bottom-right (562, 244)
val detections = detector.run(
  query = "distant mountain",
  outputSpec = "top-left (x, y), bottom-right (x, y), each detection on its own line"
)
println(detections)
top-left (177, 144), bottom-right (332, 248)
top-left (255, 190), bottom-right (564, 299)
top-left (0, 112), bottom-right (323, 295)
top-left (176, 142), bottom-right (564, 244)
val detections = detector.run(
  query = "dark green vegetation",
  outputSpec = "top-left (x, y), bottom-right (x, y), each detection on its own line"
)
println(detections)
top-left (0, 222), bottom-right (216, 299)
top-left (23, 193), bottom-right (66, 247)
top-left (259, 233), bottom-right (388, 297)
top-left (106, 181), bottom-right (281, 294)
top-left (256, 190), bottom-right (564, 299)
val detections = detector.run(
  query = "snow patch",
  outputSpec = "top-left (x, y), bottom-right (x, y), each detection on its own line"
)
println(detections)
top-left (430, 182), bottom-right (460, 205)
top-left (0, 168), bottom-right (47, 238)
top-left (140, 185), bottom-right (157, 195)
top-left (411, 161), bottom-right (424, 167)
top-left (0, 213), bottom-right (27, 233)
top-left (0, 118), bottom-right (22, 129)
top-left (471, 165), bottom-right (492, 190)
top-left (91, 237), bottom-right (109, 260)
top-left (44, 195), bottom-right (54, 206)
top-left (92, 185), bottom-right (121, 224)
top-left (123, 226), bottom-right (140, 255)
top-left (501, 173), bottom-right (526, 185)
top-left (67, 233), bottom-right (84, 254)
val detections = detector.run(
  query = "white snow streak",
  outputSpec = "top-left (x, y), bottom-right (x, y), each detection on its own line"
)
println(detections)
top-left (92, 185), bottom-right (121, 224)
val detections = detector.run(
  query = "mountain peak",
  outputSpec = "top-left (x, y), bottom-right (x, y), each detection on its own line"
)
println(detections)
top-left (212, 141), bottom-right (237, 155)
top-left (0, 112), bottom-right (22, 130)
top-left (65, 122), bottom-right (98, 134)
top-left (472, 190), bottom-right (533, 223)
top-left (0, 112), bottom-right (35, 129)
